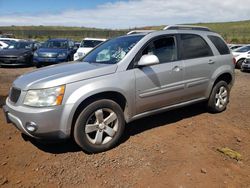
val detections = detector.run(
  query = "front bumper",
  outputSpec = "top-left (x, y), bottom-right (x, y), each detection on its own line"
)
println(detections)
top-left (241, 63), bottom-right (250, 71)
top-left (0, 57), bottom-right (32, 66)
top-left (33, 57), bottom-right (67, 66)
top-left (3, 98), bottom-right (70, 139)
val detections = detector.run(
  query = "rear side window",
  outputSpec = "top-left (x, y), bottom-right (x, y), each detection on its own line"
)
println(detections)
top-left (208, 35), bottom-right (230, 55)
top-left (180, 34), bottom-right (213, 60)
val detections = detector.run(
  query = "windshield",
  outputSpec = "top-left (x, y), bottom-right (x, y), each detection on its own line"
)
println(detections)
top-left (82, 35), bottom-right (143, 64)
top-left (8, 42), bottom-right (33, 49)
top-left (42, 40), bottom-right (68, 49)
top-left (235, 45), bottom-right (250, 53)
top-left (80, 40), bottom-right (104, 48)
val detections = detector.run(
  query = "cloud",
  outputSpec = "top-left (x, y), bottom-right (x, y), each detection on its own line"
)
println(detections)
top-left (0, 0), bottom-right (249, 29)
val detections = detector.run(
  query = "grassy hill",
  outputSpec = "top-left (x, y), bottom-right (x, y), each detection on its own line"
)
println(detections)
top-left (138, 20), bottom-right (250, 44)
top-left (0, 20), bottom-right (250, 43)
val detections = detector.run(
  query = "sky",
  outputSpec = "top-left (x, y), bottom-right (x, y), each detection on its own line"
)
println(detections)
top-left (0, 0), bottom-right (249, 29)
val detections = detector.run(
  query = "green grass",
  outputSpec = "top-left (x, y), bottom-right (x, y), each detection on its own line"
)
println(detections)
top-left (140, 20), bottom-right (250, 43)
top-left (0, 20), bottom-right (250, 43)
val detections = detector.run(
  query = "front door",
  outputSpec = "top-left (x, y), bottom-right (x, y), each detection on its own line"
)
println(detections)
top-left (134, 35), bottom-right (185, 114)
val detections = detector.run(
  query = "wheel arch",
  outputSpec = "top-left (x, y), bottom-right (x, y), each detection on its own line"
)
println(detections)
top-left (70, 91), bottom-right (128, 137)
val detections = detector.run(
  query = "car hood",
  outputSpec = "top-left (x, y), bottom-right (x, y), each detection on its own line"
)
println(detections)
top-left (13, 62), bottom-right (118, 90)
top-left (0, 49), bottom-right (31, 57)
top-left (36, 48), bottom-right (67, 54)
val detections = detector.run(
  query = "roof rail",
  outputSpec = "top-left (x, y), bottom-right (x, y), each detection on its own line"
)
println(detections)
top-left (163, 25), bottom-right (211, 31)
top-left (127, 30), bottom-right (155, 35)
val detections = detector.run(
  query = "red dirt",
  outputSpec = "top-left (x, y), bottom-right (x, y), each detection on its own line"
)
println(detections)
top-left (0, 67), bottom-right (250, 187)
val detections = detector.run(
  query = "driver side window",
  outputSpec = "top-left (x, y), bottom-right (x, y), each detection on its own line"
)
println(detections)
top-left (141, 36), bottom-right (177, 63)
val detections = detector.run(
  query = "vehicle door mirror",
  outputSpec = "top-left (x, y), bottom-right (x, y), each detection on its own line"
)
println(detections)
top-left (138, 54), bottom-right (160, 67)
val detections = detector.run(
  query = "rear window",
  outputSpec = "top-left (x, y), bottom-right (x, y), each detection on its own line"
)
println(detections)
top-left (208, 35), bottom-right (230, 55)
top-left (180, 34), bottom-right (213, 60)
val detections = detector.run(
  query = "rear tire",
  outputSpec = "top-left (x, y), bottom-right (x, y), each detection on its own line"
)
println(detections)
top-left (74, 99), bottom-right (125, 153)
top-left (207, 81), bottom-right (230, 113)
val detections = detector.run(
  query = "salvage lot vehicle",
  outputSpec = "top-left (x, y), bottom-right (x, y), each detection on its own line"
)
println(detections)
top-left (3, 26), bottom-right (234, 153)
top-left (33, 38), bottom-right (76, 68)
top-left (0, 41), bottom-right (9, 49)
top-left (232, 45), bottom-right (250, 69)
top-left (241, 58), bottom-right (250, 72)
top-left (73, 38), bottom-right (106, 61)
top-left (0, 41), bottom-right (37, 67)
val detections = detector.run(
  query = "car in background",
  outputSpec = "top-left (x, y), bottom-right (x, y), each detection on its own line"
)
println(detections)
top-left (33, 38), bottom-right (77, 68)
top-left (241, 57), bottom-right (250, 72)
top-left (0, 37), bottom-right (20, 43)
top-left (73, 38), bottom-right (106, 61)
top-left (232, 45), bottom-right (250, 69)
top-left (0, 41), bottom-right (37, 67)
top-left (0, 41), bottom-right (9, 49)
top-left (0, 34), bottom-right (15, 38)
top-left (228, 44), bottom-right (244, 51)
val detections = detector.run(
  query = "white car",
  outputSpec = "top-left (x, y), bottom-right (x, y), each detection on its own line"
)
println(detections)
top-left (0, 41), bottom-right (9, 49)
top-left (232, 45), bottom-right (250, 68)
top-left (73, 38), bottom-right (106, 61)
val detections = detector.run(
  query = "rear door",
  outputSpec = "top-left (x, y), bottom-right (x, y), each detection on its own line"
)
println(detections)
top-left (134, 35), bottom-right (186, 114)
top-left (179, 34), bottom-right (215, 101)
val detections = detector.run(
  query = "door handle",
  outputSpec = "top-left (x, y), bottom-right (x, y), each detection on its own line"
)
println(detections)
top-left (172, 66), bottom-right (182, 72)
top-left (208, 59), bottom-right (215, 64)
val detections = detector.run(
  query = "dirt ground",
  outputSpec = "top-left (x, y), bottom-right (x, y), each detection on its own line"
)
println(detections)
top-left (0, 67), bottom-right (250, 188)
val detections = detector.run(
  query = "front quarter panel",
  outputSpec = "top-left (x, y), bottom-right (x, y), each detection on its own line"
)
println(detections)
top-left (60, 70), bottom-right (136, 135)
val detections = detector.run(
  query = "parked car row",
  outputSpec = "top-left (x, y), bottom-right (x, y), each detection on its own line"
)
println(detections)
top-left (230, 44), bottom-right (250, 70)
top-left (0, 37), bottom-right (106, 68)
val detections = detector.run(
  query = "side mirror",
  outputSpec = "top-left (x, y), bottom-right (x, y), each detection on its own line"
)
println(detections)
top-left (138, 54), bottom-right (160, 67)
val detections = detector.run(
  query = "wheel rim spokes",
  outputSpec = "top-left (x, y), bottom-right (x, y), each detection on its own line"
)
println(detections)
top-left (95, 109), bottom-right (104, 123)
top-left (215, 86), bottom-right (228, 109)
top-left (85, 108), bottom-right (118, 145)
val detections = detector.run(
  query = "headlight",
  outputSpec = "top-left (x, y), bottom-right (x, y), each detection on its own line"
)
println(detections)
top-left (34, 52), bottom-right (38, 57)
top-left (58, 52), bottom-right (67, 58)
top-left (24, 85), bottom-right (65, 107)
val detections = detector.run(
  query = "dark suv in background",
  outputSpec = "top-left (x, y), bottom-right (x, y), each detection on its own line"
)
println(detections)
top-left (33, 38), bottom-right (76, 68)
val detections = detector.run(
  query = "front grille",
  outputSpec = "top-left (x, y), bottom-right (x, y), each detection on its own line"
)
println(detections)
top-left (38, 53), bottom-right (58, 58)
top-left (9, 87), bottom-right (21, 103)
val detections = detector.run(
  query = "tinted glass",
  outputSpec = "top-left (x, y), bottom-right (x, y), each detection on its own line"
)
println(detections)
top-left (208, 35), bottom-right (230, 55)
top-left (180, 34), bottom-right (213, 59)
top-left (142, 37), bottom-right (177, 63)
top-left (82, 35), bottom-right (143, 64)
top-left (8, 42), bottom-right (33, 49)
top-left (235, 45), bottom-right (250, 53)
top-left (80, 40), bottom-right (104, 48)
top-left (43, 40), bottom-right (68, 49)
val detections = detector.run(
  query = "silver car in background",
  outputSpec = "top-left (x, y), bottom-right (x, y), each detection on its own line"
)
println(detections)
top-left (3, 26), bottom-right (235, 153)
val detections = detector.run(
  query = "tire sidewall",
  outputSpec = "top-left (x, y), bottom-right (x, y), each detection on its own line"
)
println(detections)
top-left (74, 99), bottom-right (125, 153)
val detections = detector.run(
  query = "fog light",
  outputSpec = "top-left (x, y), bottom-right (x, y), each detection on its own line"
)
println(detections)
top-left (25, 122), bottom-right (37, 132)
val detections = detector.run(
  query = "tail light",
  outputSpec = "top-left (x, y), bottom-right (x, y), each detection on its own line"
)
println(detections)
top-left (233, 57), bottom-right (236, 65)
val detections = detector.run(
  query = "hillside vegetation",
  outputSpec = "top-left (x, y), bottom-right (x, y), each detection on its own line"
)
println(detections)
top-left (0, 20), bottom-right (249, 43)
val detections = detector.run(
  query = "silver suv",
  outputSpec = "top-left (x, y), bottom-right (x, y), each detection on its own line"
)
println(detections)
top-left (3, 26), bottom-right (235, 153)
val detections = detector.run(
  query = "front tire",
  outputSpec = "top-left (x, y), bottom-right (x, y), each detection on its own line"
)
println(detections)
top-left (74, 99), bottom-right (125, 153)
top-left (236, 59), bottom-right (245, 69)
top-left (207, 81), bottom-right (230, 113)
